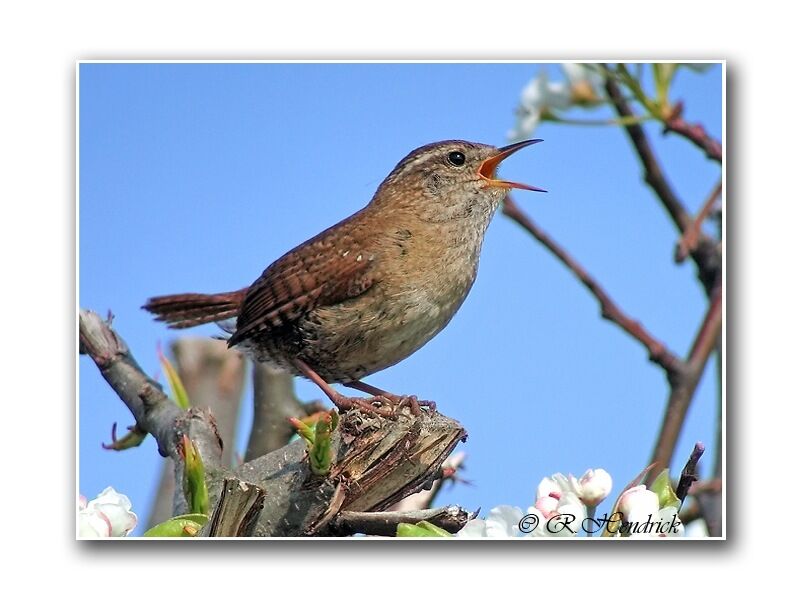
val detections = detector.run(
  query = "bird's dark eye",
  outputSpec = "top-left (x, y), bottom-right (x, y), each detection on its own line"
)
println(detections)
top-left (447, 151), bottom-right (466, 166)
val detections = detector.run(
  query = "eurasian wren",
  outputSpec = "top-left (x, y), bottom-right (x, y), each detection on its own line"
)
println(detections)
top-left (144, 139), bottom-right (543, 411)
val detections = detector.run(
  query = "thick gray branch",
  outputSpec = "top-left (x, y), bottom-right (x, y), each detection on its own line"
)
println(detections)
top-left (79, 309), bottom-right (223, 468)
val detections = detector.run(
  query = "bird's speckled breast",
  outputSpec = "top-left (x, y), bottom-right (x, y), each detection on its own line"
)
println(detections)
top-left (293, 208), bottom-right (491, 382)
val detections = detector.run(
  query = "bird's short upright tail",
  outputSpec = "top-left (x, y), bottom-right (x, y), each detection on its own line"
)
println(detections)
top-left (142, 289), bottom-right (248, 329)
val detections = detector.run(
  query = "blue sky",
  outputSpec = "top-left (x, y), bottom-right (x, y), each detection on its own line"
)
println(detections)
top-left (78, 62), bottom-right (722, 534)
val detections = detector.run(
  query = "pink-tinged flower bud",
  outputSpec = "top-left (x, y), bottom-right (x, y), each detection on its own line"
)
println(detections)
top-left (536, 475), bottom-right (567, 501)
top-left (575, 468), bottom-right (613, 507)
top-left (617, 485), bottom-right (659, 523)
top-left (534, 494), bottom-right (559, 518)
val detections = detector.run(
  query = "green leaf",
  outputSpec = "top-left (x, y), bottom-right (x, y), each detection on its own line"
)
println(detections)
top-left (288, 417), bottom-right (315, 445)
top-left (143, 514), bottom-right (209, 537)
top-left (181, 435), bottom-right (210, 515)
top-left (158, 346), bottom-right (190, 409)
top-left (290, 409), bottom-right (339, 476)
top-left (652, 63), bottom-right (678, 117)
top-left (650, 468), bottom-right (681, 510)
top-left (309, 410), bottom-right (336, 476)
top-left (396, 521), bottom-right (452, 537)
top-left (102, 422), bottom-right (147, 451)
top-left (615, 63), bottom-right (658, 116)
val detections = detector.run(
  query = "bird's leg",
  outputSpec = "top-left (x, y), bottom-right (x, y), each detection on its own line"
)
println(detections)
top-left (343, 381), bottom-right (437, 416)
top-left (292, 359), bottom-right (392, 417)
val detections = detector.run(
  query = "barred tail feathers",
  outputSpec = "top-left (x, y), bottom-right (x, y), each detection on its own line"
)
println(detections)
top-left (142, 289), bottom-right (247, 329)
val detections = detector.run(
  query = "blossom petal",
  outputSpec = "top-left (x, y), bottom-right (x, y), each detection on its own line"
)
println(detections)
top-left (485, 505), bottom-right (524, 537)
top-left (82, 487), bottom-right (138, 537)
top-left (455, 518), bottom-right (489, 538)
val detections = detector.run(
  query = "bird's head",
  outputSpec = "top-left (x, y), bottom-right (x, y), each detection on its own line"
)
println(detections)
top-left (372, 139), bottom-right (545, 224)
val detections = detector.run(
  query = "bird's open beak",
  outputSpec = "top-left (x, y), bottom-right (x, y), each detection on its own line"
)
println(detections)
top-left (479, 139), bottom-right (546, 192)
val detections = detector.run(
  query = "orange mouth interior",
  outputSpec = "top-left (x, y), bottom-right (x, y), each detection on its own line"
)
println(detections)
top-left (478, 139), bottom-right (546, 193)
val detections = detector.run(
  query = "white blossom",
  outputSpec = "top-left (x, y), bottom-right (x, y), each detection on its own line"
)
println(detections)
top-left (78, 487), bottom-right (137, 538)
top-left (562, 63), bottom-right (604, 104)
top-left (570, 468), bottom-right (613, 507)
top-left (617, 485), bottom-right (659, 524)
top-left (455, 505), bottom-right (525, 538)
top-left (530, 474), bottom-right (589, 537)
top-left (508, 71), bottom-right (571, 141)
top-left (509, 63), bottom-right (604, 140)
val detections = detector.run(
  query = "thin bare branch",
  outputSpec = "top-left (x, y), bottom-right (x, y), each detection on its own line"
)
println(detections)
top-left (603, 71), bottom-right (691, 232)
top-left (603, 68), bottom-right (721, 294)
top-left (676, 180), bottom-right (722, 263)
top-left (664, 103), bottom-right (723, 163)
top-left (687, 284), bottom-right (723, 369)
top-left (331, 506), bottom-right (473, 537)
top-left (648, 284), bottom-right (722, 477)
top-left (503, 197), bottom-right (684, 378)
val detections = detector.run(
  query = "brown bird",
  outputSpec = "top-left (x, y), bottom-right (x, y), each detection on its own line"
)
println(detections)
top-left (144, 139), bottom-right (544, 413)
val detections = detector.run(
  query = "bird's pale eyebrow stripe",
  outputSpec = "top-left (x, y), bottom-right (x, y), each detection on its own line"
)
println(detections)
top-left (394, 143), bottom-right (466, 176)
top-left (394, 153), bottom-right (433, 176)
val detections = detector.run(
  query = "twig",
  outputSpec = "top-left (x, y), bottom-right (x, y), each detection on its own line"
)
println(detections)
top-left (603, 68), bottom-right (721, 295)
top-left (503, 197), bottom-right (684, 378)
top-left (603, 71), bottom-right (691, 232)
top-left (331, 506), bottom-right (473, 536)
top-left (676, 181), bottom-right (722, 263)
top-left (675, 442), bottom-right (705, 504)
top-left (648, 284), bottom-right (722, 477)
top-left (664, 103), bottom-right (723, 163)
top-left (688, 284), bottom-right (723, 369)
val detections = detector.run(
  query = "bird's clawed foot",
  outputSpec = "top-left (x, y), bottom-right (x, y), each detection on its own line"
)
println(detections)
top-left (390, 394), bottom-right (437, 417)
top-left (329, 390), bottom-right (435, 418)
top-left (327, 390), bottom-right (395, 417)
top-left (292, 359), bottom-right (437, 418)
top-left (344, 381), bottom-right (437, 417)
